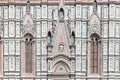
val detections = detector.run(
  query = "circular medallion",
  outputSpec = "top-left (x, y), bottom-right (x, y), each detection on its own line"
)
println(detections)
top-left (93, 26), bottom-right (97, 32)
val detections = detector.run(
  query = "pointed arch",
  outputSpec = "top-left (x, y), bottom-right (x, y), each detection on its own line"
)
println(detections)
top-left (89, 33), bottom-right (101, 74)
top-left (60, 8), bottom-right (64, 13)
top-left (90, 33), bottom-right (101, 39)
top-left (23, 33), bottom-right (34, 38)
top-left (51, 54), bottom-right (72, 73)
top-left (24, 33), bottom-right (34, 73)
top-left (53, 61), bottom-right (70, 73)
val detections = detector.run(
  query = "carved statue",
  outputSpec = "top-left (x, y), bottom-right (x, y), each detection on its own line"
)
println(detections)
top-left (52, 9), bottom-right (55, 19)
top-left (47, 36), bottom-right (51, 44)
top-left (93, 0), bottom-right (97, 12)
top-left (47, 32), bottom-right (52, 45)
top-left (71, 32), bottom-right (75, 45)
top-left (59, 8), bottom-right (64, 21)
top-left (71, 35), bottom-right (74, 44)
top-left (60, 11), bottom-right (63, 19)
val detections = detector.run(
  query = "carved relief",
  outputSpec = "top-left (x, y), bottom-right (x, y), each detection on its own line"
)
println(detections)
top-left (89, 13), bottom-right (100, 35)
top-left (90, 25), bottom-right (99, 33)
top-left (21, 24), bottom-right (34, 35)
top-left (22, 13), bottom-right (34, 35)
top-left (59, 43), bottom-right (64, 51)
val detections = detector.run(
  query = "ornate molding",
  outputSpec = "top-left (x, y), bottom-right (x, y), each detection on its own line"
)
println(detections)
top-left (89, 13), bottom-right (101, 35)
top-left (21, 24), bottom-right (34, 35)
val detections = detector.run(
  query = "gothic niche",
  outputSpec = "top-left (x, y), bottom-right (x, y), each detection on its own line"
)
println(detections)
top-left (24, 33), bottom-right (33, 73)
top-left (93, 0), bottom-right (97, 12)
top-left (26, 1), bottom-right (30, 13)
top-left (71, 31), bottom-right (75, 45)
top-left (47, 31), bottom-right (52, 45)
top-left (59, 8), bottom-right (64, 21)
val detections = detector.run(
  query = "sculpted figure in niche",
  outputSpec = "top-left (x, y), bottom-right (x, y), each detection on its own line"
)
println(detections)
top-left (59, 8), bottom-right (64, 21)
top-left (26, 1), bottom-right (30, 13)
top-left (47, 32), bottom-right (52, 45)
top-left (71, 32), bottom-right (75, 45)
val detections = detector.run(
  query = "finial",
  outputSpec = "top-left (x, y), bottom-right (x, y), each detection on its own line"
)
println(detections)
top-left (93, 0), bottom-right (97, 12)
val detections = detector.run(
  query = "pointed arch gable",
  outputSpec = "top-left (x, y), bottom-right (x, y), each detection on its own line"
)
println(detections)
top-left (51, 54), bottom-right (72, 73)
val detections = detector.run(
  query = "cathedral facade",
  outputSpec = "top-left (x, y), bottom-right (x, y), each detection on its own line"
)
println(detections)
top-left (0, 0), bottom-right (120, 80)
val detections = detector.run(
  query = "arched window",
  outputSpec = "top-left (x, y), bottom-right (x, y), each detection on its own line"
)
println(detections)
top-left (24, 34), bottom-right (33, 73)
top-left (71, 32), bottom-right (75, 45)
top-left (47, 31), bottom-right (52, 45)
top-left (59, 8), bottom-right (64, 21)
top-left (90, 33), bottom-right (100, 74)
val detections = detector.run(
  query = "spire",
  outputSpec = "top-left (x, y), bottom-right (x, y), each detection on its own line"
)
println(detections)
top-left (26, 1), bottom-right (30, 13)
top-left (93, 0), bottom-right (97, 12)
